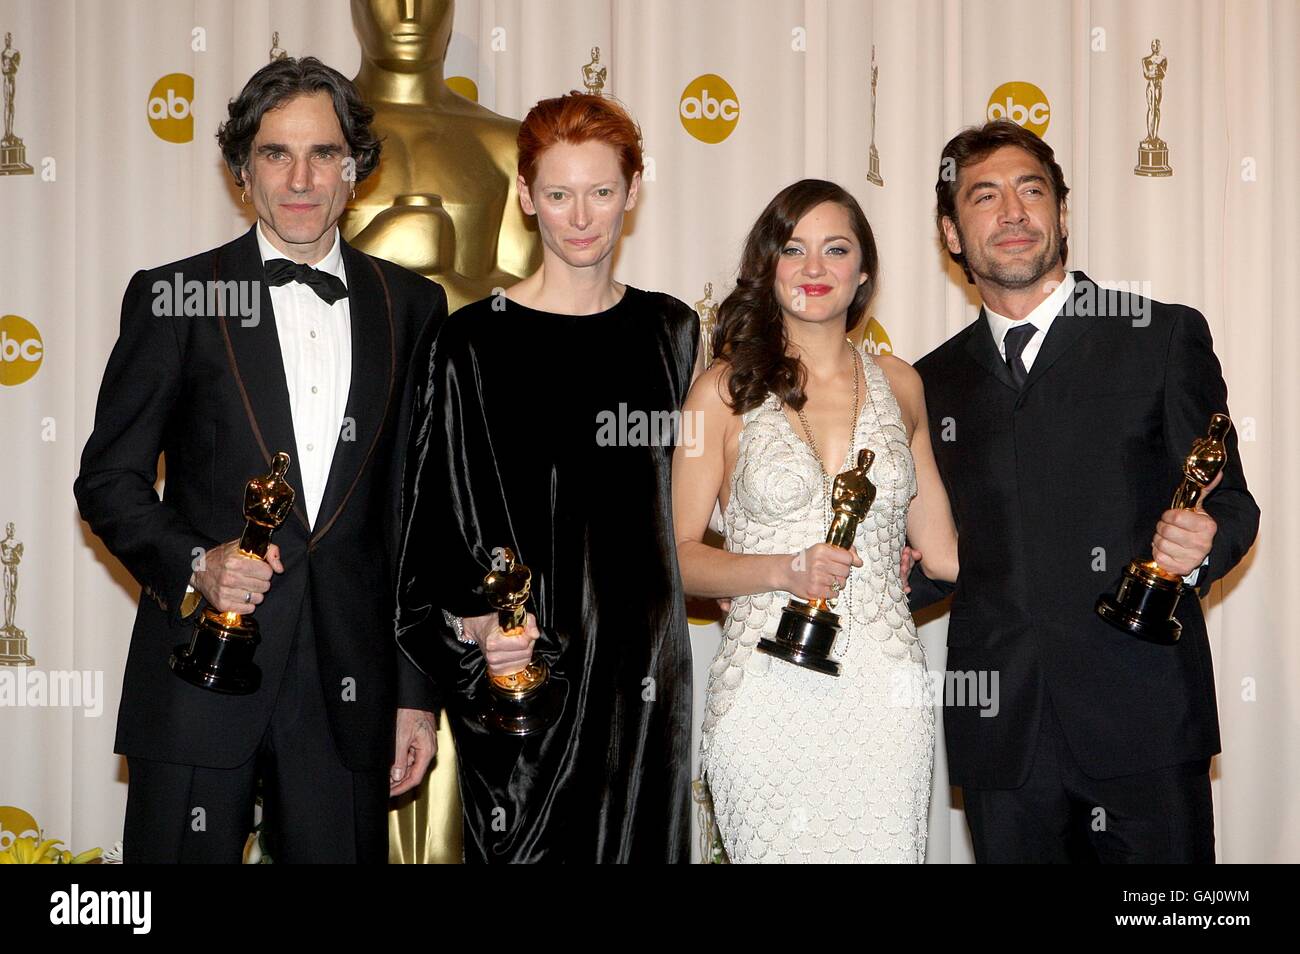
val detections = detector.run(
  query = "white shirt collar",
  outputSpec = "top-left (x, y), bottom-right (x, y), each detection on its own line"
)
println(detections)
top-left (984, 271), bottom-right (1076, 354)
top-left (255, 221), bottom-right (347, 284)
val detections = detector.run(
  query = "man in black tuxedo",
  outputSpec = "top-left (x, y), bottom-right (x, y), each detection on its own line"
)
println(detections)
top-left (74, 58), bottom-right (442, 862)
top-left (908, 120), bottom-right (1259, 862)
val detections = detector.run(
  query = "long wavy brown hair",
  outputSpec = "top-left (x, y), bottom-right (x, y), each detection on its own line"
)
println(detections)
top-left (712, 179), bottom-right (879, 414)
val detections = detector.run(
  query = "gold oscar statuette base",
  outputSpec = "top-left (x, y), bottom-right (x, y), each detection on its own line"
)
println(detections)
top-left (170, 609), bottom-right (264, 694)
top-left (0, 140), bottom-right (33, 175)
top-left (757, 598), bottom-right (843, 676)
top-left (0, 629), bottom-right (34, 665)
top-left (484, 657), bottom-right (561, 735)
top-left (1095, 559), bottom-right (1184, 645)
top-left (867, 145), bottom-right (884, 187)
top-left (1135, 140), bottom-right (1172, 177)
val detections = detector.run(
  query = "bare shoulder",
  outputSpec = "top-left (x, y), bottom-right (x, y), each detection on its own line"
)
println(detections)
top-left (684, 358), bottom-right (735, 412)
top-left (870, 351), bottom-right (922, 399)
top-left (868, 351), bottom-right (923, 433)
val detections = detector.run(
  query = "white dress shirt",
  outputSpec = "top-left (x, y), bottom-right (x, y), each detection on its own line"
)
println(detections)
top-left (255, 222), bottom-right (352, 528)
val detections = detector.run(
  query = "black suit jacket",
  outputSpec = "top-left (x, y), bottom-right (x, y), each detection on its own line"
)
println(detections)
top-left (74, 225), bottom-right (445, 771)
top-left (911, 272), bottom-right (1259, 787)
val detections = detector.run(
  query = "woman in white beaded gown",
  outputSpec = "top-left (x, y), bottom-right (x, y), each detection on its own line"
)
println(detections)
top-left (673, 180), bottom-right (959, 863)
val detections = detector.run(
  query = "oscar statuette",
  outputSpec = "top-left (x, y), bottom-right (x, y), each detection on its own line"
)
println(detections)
top-left (1096, 414), bottom-right (1231, 644)
top-left (170, 452), bottom-right (295, 694)
top-left (757, 448), bottom-right (877, 676)
top-left (480, 547), bottom-right (561, 735)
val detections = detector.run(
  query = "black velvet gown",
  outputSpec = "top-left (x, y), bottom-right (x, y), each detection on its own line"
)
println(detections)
top-left (394, 285), bottom-right (698, 862)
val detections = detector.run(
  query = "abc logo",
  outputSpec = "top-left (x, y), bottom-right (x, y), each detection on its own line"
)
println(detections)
top-left (0, 806), bottom-right (40, 852)
top-left (0, 314), bottom-right (44, 387)
top-left (148, 73), bottom-right (194, 143)
top-left (679, 74), bottom-right (740, 144)
top-left (861, 317), bottom-right (893, 356)
top-left (986, 81), bottom-right (1050, 138)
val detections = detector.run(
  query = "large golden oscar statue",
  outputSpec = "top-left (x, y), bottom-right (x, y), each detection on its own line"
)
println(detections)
top-left (345, 0), bottom-right (540, 864)
top-left (344, 0), bottom-right (540, 313)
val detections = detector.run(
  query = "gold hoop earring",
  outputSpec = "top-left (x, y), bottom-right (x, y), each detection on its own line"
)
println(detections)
top-left (240, 189), bottom-right (247, 204)
top-left (350, 185), bottom-right (356, 200)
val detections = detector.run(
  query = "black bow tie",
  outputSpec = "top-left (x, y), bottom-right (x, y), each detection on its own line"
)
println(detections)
top-left (264, 258), bottom-right (349, 305)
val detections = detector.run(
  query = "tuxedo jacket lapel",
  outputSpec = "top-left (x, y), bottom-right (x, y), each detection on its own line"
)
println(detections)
top-left (212, 226), bottom-right (312, 536)
top-left (1020, 273), bottom-right (1097, 395)
top-left (964, 307), bottom-right (1020, 392)
top-left (310, 239), bottom-right (395, 548)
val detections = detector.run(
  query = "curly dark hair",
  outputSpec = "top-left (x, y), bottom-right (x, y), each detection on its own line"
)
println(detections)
top-left (712, 179), bottom-right (879, 414)
top-left (216, 56), bottom-right (381, 187)
top-left (935, 119), bottom-right (1069, 283)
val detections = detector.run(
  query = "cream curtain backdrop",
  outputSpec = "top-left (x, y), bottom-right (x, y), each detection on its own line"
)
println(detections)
top-left (0, 0), bottom-right (1291, 863)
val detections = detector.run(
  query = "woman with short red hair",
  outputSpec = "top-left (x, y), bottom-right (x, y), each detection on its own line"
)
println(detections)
top-left (395, 93), bottom-right (698, 862)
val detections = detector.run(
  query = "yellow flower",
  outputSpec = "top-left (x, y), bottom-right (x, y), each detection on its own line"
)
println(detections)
top-left (0, 836), bottom-right (100, 864)
top-left (61, 847), bottom-right (103, 864)
top-left (0, 836), bottom-right (63, 864)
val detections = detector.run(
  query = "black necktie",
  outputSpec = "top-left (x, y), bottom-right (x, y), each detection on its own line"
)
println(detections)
top-left (264, 258), bottom-right (349, 305)
top-left (1003, 323), bottom-right (1037, 388)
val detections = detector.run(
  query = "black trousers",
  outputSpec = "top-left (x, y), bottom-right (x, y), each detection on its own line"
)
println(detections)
top-left (123, 614), bottom-right (390, 863)
top-left (961, 688), bottom-right (1215, 863)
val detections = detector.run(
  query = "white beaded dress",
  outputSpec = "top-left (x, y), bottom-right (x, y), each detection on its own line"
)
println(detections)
top-left (700, 345), bottom-right (934, 863)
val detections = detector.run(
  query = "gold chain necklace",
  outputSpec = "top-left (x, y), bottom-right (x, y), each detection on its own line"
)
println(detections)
top-left (794, 338), bottom-right (862, 490)
top-left (792, 338), bottom-right (868, 607)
